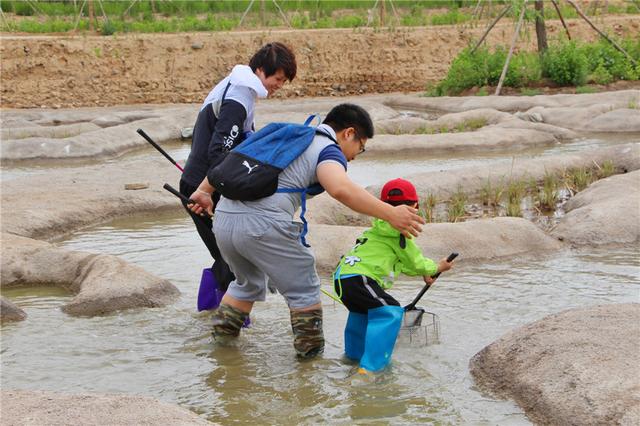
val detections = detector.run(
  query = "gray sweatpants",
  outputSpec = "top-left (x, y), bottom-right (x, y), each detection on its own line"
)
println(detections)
top-left (212, 212), bottom-right (321, 309)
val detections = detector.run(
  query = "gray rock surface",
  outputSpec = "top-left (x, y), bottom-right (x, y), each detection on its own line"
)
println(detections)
top-left (1, 233), bottom-right (180, 317)
top-left (385, 90), bottom-right (640, 114)
top-left (1, 122), bottom-right (101, 140)
top-left (368, 126), bottom-right (560, 156)
top-left (470, 303), bottom-right (640, 426)
top-left (552, 170), bottom-right (640, 245)
top-left (583, 108), bottom-right (640, 132)
top-left (385, 90), bottom-right (640, 132)
top-left (0, 389), bottom-right (213, 425)
top-left (1, 297), bottom-right (27, 322)
top-left (1, 105), bottom-right (196, 162)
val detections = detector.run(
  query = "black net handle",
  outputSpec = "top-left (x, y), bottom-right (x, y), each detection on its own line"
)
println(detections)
top-left (404, 252), bottom-right (458, 311)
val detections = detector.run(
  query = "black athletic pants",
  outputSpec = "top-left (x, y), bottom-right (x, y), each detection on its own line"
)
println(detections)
top-left (179, 179), bottom-right (233, 291)
top-left (334, 275), bottom-right (400, 314)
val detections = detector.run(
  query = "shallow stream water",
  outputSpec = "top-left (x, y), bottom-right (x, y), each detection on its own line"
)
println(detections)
top-left (2, 210), bottom-right (638, 425)
top-left (2, 129), bottom-right (639, 424)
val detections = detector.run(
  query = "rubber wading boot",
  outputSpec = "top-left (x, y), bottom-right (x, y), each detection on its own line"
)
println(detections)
top-left (290, 309), bottom-right (324, 359)
top-left (359, 305), bottom-right (404, 372)
top-left (344, 312), bottom-right (367, 361)
top-left (212, 303), bottom-right (249, 340)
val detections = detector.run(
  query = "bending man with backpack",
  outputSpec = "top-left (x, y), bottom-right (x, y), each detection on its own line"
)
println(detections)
top-left (180, 42), bottom-right (297, 292)
top-left (188, 104), bottom-right (425, 359)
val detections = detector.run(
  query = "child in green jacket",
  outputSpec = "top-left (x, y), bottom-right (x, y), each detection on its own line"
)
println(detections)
top-left (334, 178), bottom-right (454, 374)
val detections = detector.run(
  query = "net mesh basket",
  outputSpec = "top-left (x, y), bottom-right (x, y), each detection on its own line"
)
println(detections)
top-left (398, 307), bottom-right (440, 346)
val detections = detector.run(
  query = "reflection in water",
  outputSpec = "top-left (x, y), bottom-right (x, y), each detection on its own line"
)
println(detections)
top-left (2, 213), bottom-right (638, 425)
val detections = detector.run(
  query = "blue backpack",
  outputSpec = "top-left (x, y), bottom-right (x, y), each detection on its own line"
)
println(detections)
top-left (208, 116), bottom-right (336, 246)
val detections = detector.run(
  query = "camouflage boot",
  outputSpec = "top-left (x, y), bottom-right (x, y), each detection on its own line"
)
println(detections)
top-left (290, 309), bottom-right (324, 359)
top-left (212, 303), bottom-right (249, 340)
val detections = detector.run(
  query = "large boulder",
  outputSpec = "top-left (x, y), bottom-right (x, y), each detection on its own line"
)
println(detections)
top-left (470, 303), bottom-right (640, 426)
top-left (0, 389), bottom-right (213, 425)
top-left (1, 233), bottom-right (180, 317)
top-left (1, 297), bottom-right (27, 323)
top-left (552, 171), bottom-right (640, 245)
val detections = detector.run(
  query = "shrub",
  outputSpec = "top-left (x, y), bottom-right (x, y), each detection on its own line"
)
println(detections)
top-left (433, 47), bottom-right (489, 95)
top-left (542, 41), bottom-right (588, 86)
top-left (584, 39), bottom-right (637, 81)
top-left (591, 60), bottom-right (613, 85)
top-left (486, 46), bottom-right (507, 86)
top-left (506, 52), bottom-right (542, 87)
top-left (100, 20), bottom-right (116, 36)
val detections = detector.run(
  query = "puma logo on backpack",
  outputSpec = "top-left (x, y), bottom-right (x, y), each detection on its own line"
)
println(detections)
top-left (242, 160), bottom-right (259, 174)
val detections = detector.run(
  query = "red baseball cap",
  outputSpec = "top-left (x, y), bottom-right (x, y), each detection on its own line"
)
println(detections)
top-left (380, 178), bottom-right (418, 203)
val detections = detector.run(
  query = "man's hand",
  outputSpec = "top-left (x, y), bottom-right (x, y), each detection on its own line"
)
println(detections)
top-left (188, 189), bottom-right (213, 217)
top-left (387, 204), bottom-right (425, 238)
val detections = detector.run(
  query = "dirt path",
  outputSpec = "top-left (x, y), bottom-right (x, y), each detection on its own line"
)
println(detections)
top-left (1, 16), bottom-right (638, 109)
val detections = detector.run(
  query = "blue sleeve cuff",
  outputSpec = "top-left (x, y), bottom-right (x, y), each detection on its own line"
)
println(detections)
top-left (318, 144), bottom-right (347, 170)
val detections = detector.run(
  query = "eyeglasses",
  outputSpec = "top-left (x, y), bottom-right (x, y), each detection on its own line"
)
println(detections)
top-left (354, 132), bottom-right (366, 154)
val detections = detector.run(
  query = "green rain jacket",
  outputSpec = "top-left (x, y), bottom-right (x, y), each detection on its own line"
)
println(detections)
top-left (334, 219), bottom-right (438, 289)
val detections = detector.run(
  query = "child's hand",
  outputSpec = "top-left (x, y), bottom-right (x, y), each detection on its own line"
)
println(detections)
top-left (437, 256), bottom-right (454, 274)
top-left (423, 275), bottom-right (436, 285)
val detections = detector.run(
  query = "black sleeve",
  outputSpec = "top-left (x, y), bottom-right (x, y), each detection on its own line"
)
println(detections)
top-left (207, 99), bottom-right (248, 170)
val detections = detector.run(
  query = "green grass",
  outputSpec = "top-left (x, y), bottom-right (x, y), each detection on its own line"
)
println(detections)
top-left (576, 85), bottom-right (597, 94)
top-left (0, 0), bottom-right (485, 34)
top-left (421, 193), bottom-right (438, 223)
top-left (595, 160), bottom-right (616, 179)
top-left (413, 117), bottom-right (487, 135)
top-left (447, 186), bottom-right (467, 223)
top-left (537, 171), bottom-right (558, 211)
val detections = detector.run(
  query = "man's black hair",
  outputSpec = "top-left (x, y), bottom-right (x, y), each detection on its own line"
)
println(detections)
top-left (249, 42), bottom-right (297, 82)
top-left (323, 103), bottom-right (374, 139)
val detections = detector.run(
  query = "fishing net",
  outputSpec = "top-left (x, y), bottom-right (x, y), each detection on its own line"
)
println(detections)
top-left (398, 307), bottom-right (440, 346)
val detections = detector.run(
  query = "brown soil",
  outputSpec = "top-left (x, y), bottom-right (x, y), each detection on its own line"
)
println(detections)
top-left (1, 15), bottom-right (638, 109)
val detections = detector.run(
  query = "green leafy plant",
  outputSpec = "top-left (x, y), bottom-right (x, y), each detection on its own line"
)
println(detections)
top-left (100, 20), bottom-right (116, 36)
top-left (542, 41), bottom-right (589, 86)
top-left (591, 60), bottom-right (614, 85)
